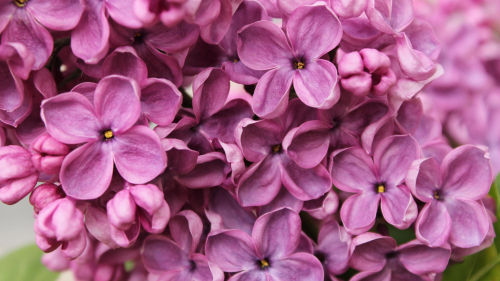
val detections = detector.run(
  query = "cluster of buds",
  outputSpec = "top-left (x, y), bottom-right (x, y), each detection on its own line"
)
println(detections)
top-left (0, 0), bottom-right (496, 280)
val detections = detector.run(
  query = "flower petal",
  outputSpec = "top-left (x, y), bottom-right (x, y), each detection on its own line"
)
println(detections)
top-left (446, 198), bottom-right (490, 248)
top-left (60, 141), bottom-right (113, 200)
top-left (175, 152), bottom-right (229, 188)
top-left (206, 229), bottom-right (259, 272)
top-left (192, 67), bottom-right (230, 122)
top-left (101, 47), bottom-right (148, 85)
top-left (330, 147), bottom-right (378, 193)
top-left (341, 193), bottom-right (380, 235)
top-left (112, 126), bottom-right (166, 184)
top-left (397, 240), bottom-right (451, 275)
top-left (317, 221), bottom-right (351, 275)
top-left (349, 233), bottom-right (395, 272)
top-left (253, 67), bottom-right (294, 118)
top-left (283, 120), bottom-right (330, 169)
top-left (267, 252), bottom-right (324, 281)
top-left (380, 184), bottom-right (417, 229)
top-left (142, 235), bottom-right (191, 274)
top-left (293, 60), bottom-right (340, 109)
top-left (415, 200), bottom-right (451, 247)
top-left (169, 210), bottom-right (203, 256)
top-left (141, 78), bottom-right (182, 126)
top-left (28, 0), bottom-right (83, 30)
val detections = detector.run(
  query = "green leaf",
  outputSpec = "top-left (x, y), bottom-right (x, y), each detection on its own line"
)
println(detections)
top-left (469, 244), bottom-right (500, 281)
top-left (442, 253), bottom-right (478, 281)
top-left (0, 244), bottom-right (59, 281)
top-left (386, 224), bottom-right (416, 245)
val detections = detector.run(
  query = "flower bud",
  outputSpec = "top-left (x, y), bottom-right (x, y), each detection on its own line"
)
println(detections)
top-left (106, 189), bottom-right (137, 231)
top-left (0, 145), bottom-right (39, 205)
top-left (31, 134), bottom-right (70, 175)
top-left (29, 183), bottom-right (65, 214)
top-left (130, 184), bottom-right (170, 233)
top-left (34, 198), bottom-right (87, 260)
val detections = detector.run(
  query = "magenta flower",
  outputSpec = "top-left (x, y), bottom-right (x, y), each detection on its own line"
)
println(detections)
top-left (142, 210), bottom-right (223, 281)
top-left (41, 75), bottom-right (167, 200)
top-left (0, 0), bottom-right (84, 69)
top-left (330, 135), bottom-right (420, 235)
top-left (206, 208), bottom-right (324, 280)
top-left (0, 145), bottom-right (39, 205)
top-left (235, 113), bottom-right (332, 206)
top-left (349, 233), bottom-right (451, 280)
top-left (237, 4), bottom-right (342, 118)
top-left (406, 145), bottom-right (492, 248)
top-left (35, 198), bottom-right (87, 260)
top-left (29, 183), bottom-right (65, 214)
top-left (338, 48), bottom-right (396, 97)
top-left (30, 133), bottom-right (70, 176)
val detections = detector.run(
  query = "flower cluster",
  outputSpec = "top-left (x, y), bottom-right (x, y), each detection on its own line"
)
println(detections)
top-left (0, 0), bottom-right (496, 280)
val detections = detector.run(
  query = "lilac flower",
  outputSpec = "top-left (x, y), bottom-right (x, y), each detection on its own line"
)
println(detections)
top-left (142, 210), bottom-right (223, 281)
top-left (301, 190), bottom-right (339, 220)
top-left (30, 133), bottom-right (69, 176)
top-left (134, 0), bottom-right (204, 27)
top-left (206, 207), bottom-right (324, 280)
top-left (237, 4), bottom-right (342, 118)
top-left (235, 108), bottom-right (332, 206)
top-left (156, 68), bottom-right (253, 154)
top-left (0, 145), bottom-right (39, 205)
top-left (184, 0), bottom-right (268, 84)
top-left (29, 183), bottom-right (65, 214)
top-left (330, 135), bottom-right (420, 234)
top-left (41, 75), bottom-right (167, 200)
top-left (107, 183), bottom-right (170, 247)
top-left (405, 145), bottom-right (492, 248)
top-left (35, 198), bottom-right (87, 260)
top-left (349, 233), bottom-right (451, 280)
top-left (0, 0), bottom-right (84, 69)
top-left (338, 49), bottom-right (396, 97)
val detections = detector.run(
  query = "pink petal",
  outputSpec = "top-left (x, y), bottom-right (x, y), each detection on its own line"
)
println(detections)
top-left (141, 78), bottom-right (182, 126)
top-left (349, 233), bottom-right (395, 272)
top-left (397, 240), bottom-right (450, 275)
top-left (169, 210), bottom-right (203, 256)
top-left (317, 221), bottom-right (351, 275)
top-left (28, 0), bottom-right (84, 30)
top-left (380, 184), bottom-right (417, 229)
top-left (206, 229), bottom-right (259, 272)
top-left (267, 252), bottom-right (324, 280)
top-left (293, 60), bottom-right (340, 109)
top-left (175, 152), bottom-right (229, 188)
top-left (341, 193), bottom-right (380, 235)
top-left (415, 200), bottom-right (451, 247)
top-left (192, 67), bottom-right (230, 122)
top-left (101, 46), bottom-right (148, 85)
top-left (253, 67), bottom-right (294, 118)
top-left (330, 147), bottom-right (378, 193)
top-left (405, 157), bottom-right (442, 202)
top-left (105, 0), bottom-right (143, 28)
top-left (283, 120), bottom-right (330, 169)
top-left (446, 198), bottom-right (490, 248)
top-left (238, 118), bottom-right (283, 163)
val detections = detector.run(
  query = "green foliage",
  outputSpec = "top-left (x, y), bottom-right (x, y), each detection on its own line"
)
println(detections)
top-left (0, 244), bottom-right (59, 281)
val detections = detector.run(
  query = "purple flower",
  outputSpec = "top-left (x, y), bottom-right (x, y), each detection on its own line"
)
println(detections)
top-left (206, 207), bottom-right (324, 280)
top-left (330, 135), bottom-right (420, 235)
top-left (338, 49), bottom-right (396, 97)
top-left (30, 133), bottom-right (70, 176)
top-left (41, 75), bottom-right (167, 200)
top-left (349, 233), bottom-right (450, 280)
top-left (107, 183), bottom-right (170, 247)
top-left (235, 107), bottom-right (332, 206)
top-left (29, 182), bottom-right (65, 214)
top-left (405, 145), bottom-right (492, 248)
top-left (142, 210), bottom-right (223, 281)
top-left (35, 198), bottom-right (87, 260)
top-left (0, 0), bottom-right (84, 69)
top-left (0, 145), bottom-right (39, 205)
top-left (237, 4), bottom-right (342, 118)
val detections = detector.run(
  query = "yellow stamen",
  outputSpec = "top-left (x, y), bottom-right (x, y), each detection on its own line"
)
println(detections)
top-left (104, 130), bottom-right (114, 140)
top-left (260, 260), bottom-right (269, 268)
top-left (233, 59), bottom-right (239, 63)
top-left (272, 144), bottom-right (281, 153)
top-left (14, 0), bottom-right (27, 7)
top-left (434, 191), bottom-right (439, 200)
top-left (295, 62), bottom-right (305, 69)
top-left (377, 185), bottom-right (385, 193)
top-left (134, 32), bottom-right (141, 38)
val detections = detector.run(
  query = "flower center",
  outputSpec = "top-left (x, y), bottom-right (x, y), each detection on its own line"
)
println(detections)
top-left (14, 0), bottom-right (27, 7)
top-left (259, 259), bottom-right (270, 269)
top-left (294, 61), bottom-right (305, 69)
top-left (271, 144), bottom-right (281, 153)
top-left (377, 184), bottom-right (385, 193)
top-left (104, 130), bottom-right (114, 140)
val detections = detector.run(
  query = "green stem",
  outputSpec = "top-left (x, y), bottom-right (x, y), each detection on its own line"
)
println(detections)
top-left (469, 254), bottom-right (500, 281)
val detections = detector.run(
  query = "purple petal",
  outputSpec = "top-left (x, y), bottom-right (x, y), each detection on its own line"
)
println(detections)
top-left (101, 47), bottom-right (148, 84)
top-left (105, 0), bottom-right (143, 28)
top-left (397, 240), bottom-right (450, 275)
top-left (206, 229), bottom-right (259, 272)
top-left (238, 118), bottom-right (283, 162)
top-left (0, 88), bottom-right (32, 127)
top-left (317, 221), bottom-right (351, 275)
top-left (302, 190), bottom-right (338, 220)
top-left (169, 210), bottom-right (203, 256)
top-left (0, 42), bottom-right (35, 80)
top-left (259, 186), bottom-right (304, 215)
top-left (395, 98), bottom-right (423, 135)
top-left (341, 193), bottom-right (380, 235)
top-left (286, 5), bottom-right (342, 60)
top-left (209, 187), bottom-right (256, 236)
top-left (71, 0), bottom-right (109, 64)
top-left (440, 145), bottom-right (492, 200)
top-left (175, 152), bottom-right (229, 188)
top-left (2, 9), bottom-right (53, 70)
top-left (141, 78), bottom-right (182, 126)
top-left (134, 43), bottom-right (183, 86)
top-left (415, 200), bottom-right (451, 247)
top-left (94, 75), bottom-right (142, 134)
top-left (366, 0), bottom-right (414, 33)
top-left (0, 60), bottom-right (23, 112)
top-left (28, 0), bottom-right (83, 30)
top-left (275, 0), bottom-right (316, 16)
top-left (0, 2), bottom-right (15, 34)
top-left (283, 120), bottom-right (330, 169)
top-left (192, 67), bottom-right (230, 122)
top-left (142, 235), bottom-right (191, 274)
top-left (330, 147), bottom-right (378, 193)
top-left (331, 0), bottom-right (367, 18)
top-left (130, 184), bottom-right (170, 233)
top-left (395, 33), bottom-right (437, 81)
top-left (349, 233), bottom-right (395, 272)
top-left (60, 141), bottom-right (113, 199)
top-left (253, 67), bottom-right (294, 118)
top-left (41, 92), bottom-right (101, 144)
top-left (228, 270), bottom-right (267, 281)
top-left (446, 198), bottom-right (490, 248)
top-left (199, 0), bottom-right (232, 44)
top-left (405, 157), bottom-right (442, 202)
top-left (107, 189), bottom-right (137, 231)
top-left (293, 60), bottom-right (340, 109)
top-left (146, 21), bottom-right (200, 54)
top-left (281, 155), bottom-right (332, 201)
top-left (223, 61), bottom-right (266, 85)
top-left (112, 126), bottom-right (166, 184)
top-left (252, 207), bottom-right (301, 260)
top-left (237, 20), bottom-right (294, 70)
top-left (84, 204), bottom-right (119, 249)
top-left (374, 135), bottom-right (420, 187)
top-left (162, 138), bottom-right (199, 174)
top-left (0, 172), bottom-right (38, 205)
top-left (267, 253), bottom-right (324, 280)
top-left (237, 155), bottom-right (282, 207)
top-left (380, 184), bottom-right (417, 229)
